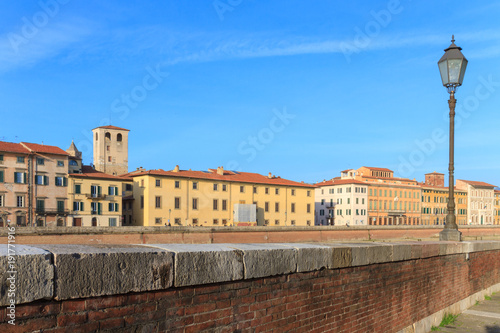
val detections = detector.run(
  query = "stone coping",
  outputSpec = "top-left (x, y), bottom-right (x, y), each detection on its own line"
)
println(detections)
top-left (1, 241), bottom-right (500, 307)
top-left (1, 225), bottom-right (499, 236)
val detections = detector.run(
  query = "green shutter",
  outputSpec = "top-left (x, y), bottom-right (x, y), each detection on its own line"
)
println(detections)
top-left (75, 184), bottom-right (81, 194)
top-left (109, 203), bottom-right (113, 211)
top-left (115, 187), bottom-right (119, 196)
top-left (108, 186), bottom-right (112, 195)
top-left (98, 203), bottom-right (102, 215)
top-left (23, 172), bottom-right (27, 184)
top-left (115, 203), bottom-right (119, 212)
top-left (98, 186), bottom-right (102, 196)
top-left (44, 176), bottom-right (49, 185)
top-left (63, 177), bottom-right (67, 187)
top-left (81, 202), bottom-right (84, 211)
top-left (0, 171), bottom-right (3, 183)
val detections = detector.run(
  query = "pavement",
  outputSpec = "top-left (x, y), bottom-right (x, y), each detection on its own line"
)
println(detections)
top-left (435, 293), bottom-right (500, 332)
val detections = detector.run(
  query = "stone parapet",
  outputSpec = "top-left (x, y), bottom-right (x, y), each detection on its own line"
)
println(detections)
top-left (2, 241), bottom-right (500, 307)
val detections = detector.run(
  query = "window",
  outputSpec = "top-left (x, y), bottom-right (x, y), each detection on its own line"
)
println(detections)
top-left (265, 202), bottom-right (269, 212)
top-left (90, 185), bottom-right (102, 198)
top-left (320, 210), bottom-right (324, 216)
top-left (307, 190), bottom-right (311, 197)
top-left (17, 156), bottom-right (25, 163)
top-left (213, 219), bottom-right (219, 225)
top-left (240, 186), bottom-right (245, 193)
top-left (14, 172), bottom-right (25, 184)
top-left (192, 218), bottom-right (198, 225)
top-left (175, 197), bottom-right (180, 209)
top-left (291, 203), bottom-right (295, 213)
top-left (222, 184), bottom-right (227, 192)
top-left (140, 196), bottom-right (144, 209)
top-left (73, 201), bottom-right (84, 211)
top-left (75, 184), bottom-right (81, 194)
top-left (291, 189), bottom-right (296, 196)
top-left (275, 188), bottom-right (279, 195)
top-left (275, 220), bottom-right (280, 225)
top-left (69, 160), bottom-right (78, 166)
top-left (55, 177), bottom-right (67, 187)
top-left (109, 218), bottom-right (117, 227)
top-left (175, 181), bottom-right (180, 188)
top-left (307, 204), bottom-right (311, 213)
top-left (193, 182), bottom-right (198, 190)
top-left (57, 201), bottom-right (65, 213)
top-left (35, 175), bottom-right (45, 185)
top-left (291, 220), bottom-right (296, 226)
top-left (0, 195), bottom-right (3, 207)
top-left (265, 187), bottom-right (269, 194)
top-left (213, 199), bottom-right (218, 210)
top-left (17, 196), bottom-right (24, 207)
top-left (213, 184), bottom-right (218, 191)
top-left (192, 198), bottom-right (198, 210)
top-left (156, 179), bottom-right (161, 187)
top-left (0, 155), bottom-right (3, 162)
top-left (275, 202), bottom-right (279, 212)
top-left (37, 158), bottom-right (44, 165)
top-left (109, 203), bottom-right (119, 212)
top-left (0, 170), bottom-right (3, 183)
top-left (222, 199), bottom-right (227, 211)
top-left (175, 218), bottom-right (181, 225)
top-left (222, 219), bottom-right (228, 225)
top-left (155, 218), bottom-right (162, 225)
top-left (125, 184), bottom-right (133, 191)
top-left (36, 199), bottom-right (45, 213)
top-left (253, 187), bottom-right (257, 194)
top-left (117, 133), bottom-right (122, 142)
top-left (108, 186), bottom-right (119, 195)
top-left (155, 196), bottom-right (161, 208)
top-left (264, 219), bottom-right (269, 226)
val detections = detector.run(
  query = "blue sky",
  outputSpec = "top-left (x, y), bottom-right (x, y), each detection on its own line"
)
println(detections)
top-left (1, 1), bottom-right (500, 186)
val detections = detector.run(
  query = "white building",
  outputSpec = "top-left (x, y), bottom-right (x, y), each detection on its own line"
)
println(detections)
top-left (456, 180), bottom-right (496, 225)
top-left (315, 171), bottom-right (368, 226)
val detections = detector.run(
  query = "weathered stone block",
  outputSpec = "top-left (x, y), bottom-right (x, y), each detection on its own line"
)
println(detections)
top-left (277, 243), bottom-right (334, 272)
top-left (148, 244), bottom-right (244, 287)
top-left (37, 244), bottom-right (173, 300)
top-left (366, 243), bottom-right (393, 264)
top-left (230, 244), bottom-right (297, 279)
top-left (388, 243), bottom-right (412, 262)
top-left (0, 245), bottom-right (53, 306)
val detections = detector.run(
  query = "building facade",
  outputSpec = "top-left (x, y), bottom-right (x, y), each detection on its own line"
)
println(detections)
top-left (129, 166), bottom-right (315, 227)
top-left (315, 173), bottom-right (368, 226)
top-left (356, 167), bottom-right (422, 225)
top-left (68, 165), bottom-right (132, 227)
top-left (456, 180), bottom-right (496, 225)
top-left (0, 141), bottom-right (70, 227)
top-left (420, 172), bottom-right (467, 225)
top-left (495, 190), bottom-right (500, 225)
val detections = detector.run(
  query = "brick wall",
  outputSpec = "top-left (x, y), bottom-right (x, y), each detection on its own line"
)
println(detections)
top-left (1, 247), bottom-right (500, 332)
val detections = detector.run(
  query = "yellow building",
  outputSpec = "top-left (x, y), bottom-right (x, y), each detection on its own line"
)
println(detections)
top-left (68, 166), bottom-right (132, 226)
top-left (129, 166), bottom-right (315, 227)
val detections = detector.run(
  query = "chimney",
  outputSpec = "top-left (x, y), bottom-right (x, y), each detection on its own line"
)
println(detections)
top-left (268, 172), bottom-right (272, 179)
top-left (173, 165), bottom-right (180, 172)
top-left (217, 166), bottom-right (224, 176)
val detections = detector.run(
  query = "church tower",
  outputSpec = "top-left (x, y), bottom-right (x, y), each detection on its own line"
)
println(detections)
top-left (92, 125), bottom-right (129, 175)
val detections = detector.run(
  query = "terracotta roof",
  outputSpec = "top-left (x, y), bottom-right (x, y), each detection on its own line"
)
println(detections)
top-left (458, 180), bottom-right (496, 188)
top-left (419, 184), bottom-right (465, 191)
top-left (130, 168), bottom-right (314, 188)
top-left (21, 142), bottom-right (69, 156)
top-left (360, 175), bottom-right (417, 183)
top-left (93, 125), bottom-right (130, 131)
top-left (0, 141), bottom-right (30, 154)
top-left (340, 169), bottom-right (355, 173)
top-left (361, 166), bottom-right (393, 172)
top-left (425, 171), bottom-right (445, 175)
top-left (315, 179), bottom-right (367, 187)
top-left (70, 165), bottom-right (132, 181)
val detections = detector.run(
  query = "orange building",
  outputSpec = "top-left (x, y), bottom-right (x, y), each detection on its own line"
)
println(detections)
top-left (355, 167), bottom-right (421, 225)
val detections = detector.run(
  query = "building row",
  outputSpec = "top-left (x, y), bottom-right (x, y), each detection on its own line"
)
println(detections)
top-left (0, 125), bottom-right (499, 227)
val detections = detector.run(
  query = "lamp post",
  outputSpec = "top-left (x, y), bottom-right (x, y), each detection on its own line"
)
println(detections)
top-left (437, 35), bottom-right (467, 241)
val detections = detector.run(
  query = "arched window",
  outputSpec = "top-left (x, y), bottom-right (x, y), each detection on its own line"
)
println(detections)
top-left (95, 133), bottom-right (98, 141)
top-left (105, 132), bottom-right (111, 140)
top-left (69, 160), bottom-right (78, 166)
top-left (117, 133), bottom-right (122, 142)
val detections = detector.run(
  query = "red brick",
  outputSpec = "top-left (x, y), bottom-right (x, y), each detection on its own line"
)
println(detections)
top-left (57, 312), bottom-right (88, 327)
top-left (16, 303), bottom-right (60, 319)
top-left (99, 317), bottom-right (125, 330)
top-left (88, 305), bottom-right (135, 321)
top-left (85, 295), bottom-right (127, 310)
top-left (61, 300), bottom-right (86, 313)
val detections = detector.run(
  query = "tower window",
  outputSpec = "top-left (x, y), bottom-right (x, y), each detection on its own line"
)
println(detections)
top-left (117, 133), bottom-right (122, 142)
top-left (105, 132), bottom-right (111, 140)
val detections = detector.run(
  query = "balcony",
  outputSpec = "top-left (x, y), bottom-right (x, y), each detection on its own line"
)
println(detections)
top-left (388, 210), bottom-right (406, 216)
top-left (35, 209), bottom-right (70, 216)
top-left (86, 194), bottom-right (107, 200)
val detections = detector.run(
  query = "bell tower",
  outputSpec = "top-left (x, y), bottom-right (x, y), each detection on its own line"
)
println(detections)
top-left (92, 125), bottom-right (129, 175)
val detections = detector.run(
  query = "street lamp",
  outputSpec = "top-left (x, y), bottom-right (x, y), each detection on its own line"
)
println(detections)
top-left (438, 35), bottom-right (467, 241)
